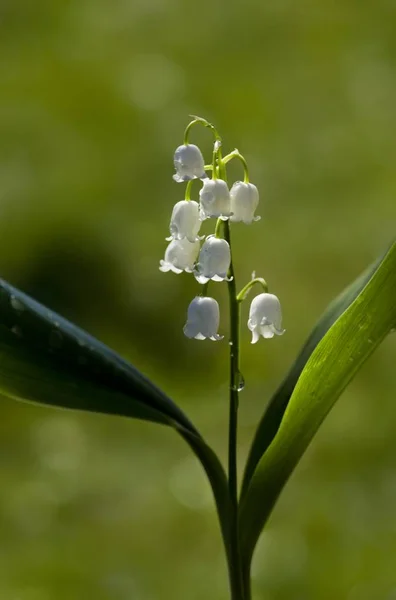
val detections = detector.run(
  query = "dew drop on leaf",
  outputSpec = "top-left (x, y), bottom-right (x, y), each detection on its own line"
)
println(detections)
top-left (10, 295), bottom-right (25, 312)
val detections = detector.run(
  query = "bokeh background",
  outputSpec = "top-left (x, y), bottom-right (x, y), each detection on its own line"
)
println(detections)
top-left (0, 0), bottom-right (395, 598)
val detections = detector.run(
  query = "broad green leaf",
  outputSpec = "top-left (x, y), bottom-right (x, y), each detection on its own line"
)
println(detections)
top-left (241, 246), bottom-right (390, 498)
top-left (239, 241), bottom-right (396, 576)
top-left (0, 279), bottom-right (232, 563)
top-left (0, 278), bottom-right (194, 428)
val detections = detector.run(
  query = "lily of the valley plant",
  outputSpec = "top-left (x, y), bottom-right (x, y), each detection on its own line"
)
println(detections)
top-left (0, 116), bottom-right (395, 600)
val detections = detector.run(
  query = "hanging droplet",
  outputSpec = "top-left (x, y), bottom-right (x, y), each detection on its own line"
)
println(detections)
top-left (232, 371), bottom-right (245, 392)
top-left (10, 295), bottom-right (25, 312)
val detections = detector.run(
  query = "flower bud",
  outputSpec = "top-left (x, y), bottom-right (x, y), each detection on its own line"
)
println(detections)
top-left (199, 179), bottom-right (232, 220)
top-left (166, 200), bottom-right (202, 243)
top-left (248, 293), bottom-right (285, 343)
top-left (159, 238), bottom-right (200, 274)
top-left (183, 296), bottom-right (223, 341)
top-left (195, 235), bottom-right (231, 284)
top-left (230, 182), bottom-right (261, 224)
top-left (173, 144), bottom-right (207, 182)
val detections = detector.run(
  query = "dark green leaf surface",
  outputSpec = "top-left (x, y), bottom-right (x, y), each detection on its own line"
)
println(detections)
top-left (0, 279), bottom-right (232, 563)
top-left (241, 246), bottom-right (391, 498)
top-left (0, 278), bottom-right (194, 428)
top-left (239, 241), bottom-right (396, 575)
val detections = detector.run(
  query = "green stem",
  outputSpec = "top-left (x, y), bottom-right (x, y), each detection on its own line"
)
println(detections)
top-left (237, 278), bottom-right (268, 303)
top-left (185, 180), bottom-right (193, 201)
top-left (224, 218), bottom-right (245, 600)
top-left (183, 115), bottom-right (221, 145)
top-left (222, 150), bottom-right (250, 183)
top-left (201, 281), bottom-right (209, 296)
top-left (212, 143), bottom-right (218, 180)
top-left (215, 218), bottom-right (223, 238)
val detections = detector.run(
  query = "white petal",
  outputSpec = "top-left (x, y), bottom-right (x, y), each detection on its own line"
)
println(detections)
top-left (173, 144), bottom-right (207, 182)
top-left (230, 182), bottom-right (260, 224)
top-left (169, 200), bottom-right (202, 242)
top-left (159, 260), bottom-right (183, 274)
top-left (199, 179), bottom-right (231, 219)
top-left (195, 236), bottom-right (231, 282)
top-left (210, 333), bottom-right (224, 341)
top-left (251, 329), bottom-right (260, 344)
top-left (260, 325), bottom-right (275, 339)
top-left (161, 238), bottom-right (200, 274)
top-left (249, 293), bottom-right (283, 331)
top-left (194, 332), bottom-right (206, 340)
top-left (211, 274), bottom-right (226, 282)
top-left (183, 323), bottom-right (196, 338)
top-left (183, 296), bottom-right (222, 341)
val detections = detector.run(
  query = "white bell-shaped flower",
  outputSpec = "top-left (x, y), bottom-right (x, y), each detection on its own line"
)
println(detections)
top-left (173, 144), bottom-right (207, 182)
top-left (159, 238), bottom-right (200, 274)
top-left (183, 296), bottom-right (223, 341)
top-left (195, 235), bottom-right (231, 284)
top-left (166, 200), bottom-right (202, 243)
top-left (230, 181), bottom-right (261, 224)
top-left (248, 293), bottom-right (285, 343)
top-left (199, 179), bottom-right (232, 220)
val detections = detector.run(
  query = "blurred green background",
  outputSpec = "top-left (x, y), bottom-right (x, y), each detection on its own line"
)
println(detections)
top-left (0, 0), bottom-right (395, 598)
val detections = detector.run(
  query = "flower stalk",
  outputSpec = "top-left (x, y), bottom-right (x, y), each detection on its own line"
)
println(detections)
top-left (160, 115), bottom-right (285, 599)
top-left (223, 217), bottom-right (245, 600)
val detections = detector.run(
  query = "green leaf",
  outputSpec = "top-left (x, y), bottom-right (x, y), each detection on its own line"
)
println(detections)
top-left (0, 278), bottom-right (194, 429)
top-left (0, 279), bottom-right (232, 564)
top-left (241, 245), bottom-right (391, 498)
top-left (239, 241), bottom-right (396, 575)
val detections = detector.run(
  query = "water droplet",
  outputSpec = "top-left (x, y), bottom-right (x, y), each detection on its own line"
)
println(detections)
top-left (229, 341), bottom-right (233, 346)
top-left (11, 325), bottom-right (23, 337)
top-left (49, 330), bottom-right (63, 350)
top-left (390, 327), bottom-right (396, 334)
top-left (77, 338), bottom-right (86, 347)
top-left (367, 338), bottom-right (373, 344)
top-left (53, 321), bottom-right (60, 328)
top-left (10, 296), bottom-right (25, 312)
top-left (232, 371), bottom-right (245, 392)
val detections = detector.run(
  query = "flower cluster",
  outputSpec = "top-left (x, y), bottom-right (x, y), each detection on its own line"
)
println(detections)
top-left (159, 117), bottom-right (284, 343)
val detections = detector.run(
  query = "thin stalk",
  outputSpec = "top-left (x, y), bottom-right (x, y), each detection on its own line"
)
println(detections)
top-left (184, 115), bottom-right (221, 144)
top-left (222, 150), bottom-right (250, 183)
top-left (184, 179), bottom-right (193, 201)
top-left (224, 219), bottom-right (245, 600)
top-left (217, 145), bottom-right (246, 599)
top-left (237, 277), bottom-right (268, 302)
